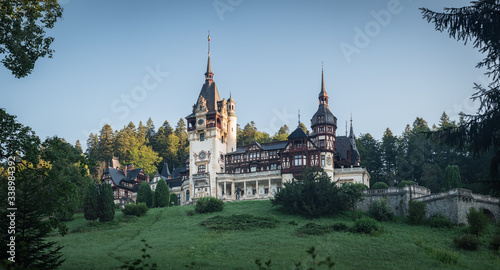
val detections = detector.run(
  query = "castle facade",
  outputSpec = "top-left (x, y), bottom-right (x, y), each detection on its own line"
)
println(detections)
top-left (167, 38), bottom-right (369, 205)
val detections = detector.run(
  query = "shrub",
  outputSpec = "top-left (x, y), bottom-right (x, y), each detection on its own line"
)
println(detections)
top-left (489, 235), bottom-right (500, 251)
top-left (426, 214), bottom-right (453, 228)
top-left (154, 179), bottom-right (169, 208)
top-left (331, 222), bottom-right (349, 232)
top-left (296, 223), bottom-right (332, 236)
top-left (122, 203), bottom-right (149, 217)
top-left (408, 201), bottom-right (426, 225)
top-left (195, 196), bottom-right (224, 214)
top-left (137, 182), bottom-right (153, 208)
top-left (186, 210), bottom-right (195, 216)
top-left (341, 183), bottom-right (367, 219)
top-left (271, 167), bottom-right (347, 218)
top-left (98, 183), bottom-right (115, 222)
top-left (84, 183), bottom-right (99, 222)
top-left (368, 198), bottom-right (394, 221)
top-left (454, 235), bottom-right (480, 251)
top-left (397, 180), bottom-right (416, 188)
top-left (201, 214), bottom-right (278, 230)
top-left (169, 193), bottom-right (178, 206)
top-left (372, 182), bottom-right (389, 189)
top-left (352, 217), bottom-right (382, 235)
top-left (466, 208), bottom-right (489, 236)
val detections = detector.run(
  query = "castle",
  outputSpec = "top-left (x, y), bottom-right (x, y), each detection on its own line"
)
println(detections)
top-left (162, 36), bottom-right (370, 205)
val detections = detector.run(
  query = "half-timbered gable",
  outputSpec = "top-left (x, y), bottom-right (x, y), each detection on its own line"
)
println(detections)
top-left (281, 127), bottom-right (322, 179)
top-left (100, 164), bottom-right (148, 204)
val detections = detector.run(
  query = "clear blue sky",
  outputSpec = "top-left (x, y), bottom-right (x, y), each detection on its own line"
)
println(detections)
top-left (1, 0), bottom-right (486, 150)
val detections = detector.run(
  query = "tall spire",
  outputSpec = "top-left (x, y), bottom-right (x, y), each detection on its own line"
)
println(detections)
top-left (205, 30), bottom-right (213, 81)
top-left (319, 65), bottom-right (328, 106)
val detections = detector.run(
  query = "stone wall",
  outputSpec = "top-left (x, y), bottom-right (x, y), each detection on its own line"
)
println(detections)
top-left (358, 186), bottom-right (499, 224)
top-left (357, 186), bottom-right (431, 216)
top-left (413, 188), bottom-right (499, 224)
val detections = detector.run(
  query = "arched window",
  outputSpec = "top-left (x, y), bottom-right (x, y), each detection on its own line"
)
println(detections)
top-left (198, 165), bottom-right (206, 173)
top-left (186, 190), bottom-right (190, 201)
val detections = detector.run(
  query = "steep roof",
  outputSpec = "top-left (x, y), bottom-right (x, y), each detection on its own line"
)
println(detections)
top-left (197, 80), bottom-right (221, 113)
top-left (336, 136), bottom-right (360, 164)
top-left (288, 127), bottom-right (308, 139)
top-left (160, 163), bottom-right (171, 178)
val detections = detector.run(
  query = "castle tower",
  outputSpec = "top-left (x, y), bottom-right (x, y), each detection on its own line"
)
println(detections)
top-left (184, 33), bottom-right (235, 204)
top-left (310, 67), bottom-right (337, 179)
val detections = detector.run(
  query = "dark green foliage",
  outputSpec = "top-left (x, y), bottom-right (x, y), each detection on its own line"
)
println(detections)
top-left (271, 167), bottom-right (347, 218)
top-left (200, 214), bottom-right (278, 230)
top-left (397, 180), bottom-right (416, 188)
top-left (368, 198), bottom-right (394, 221)
top-left (454, 235), bottom-right (480, 251)
top-left (169, 193), bottom-right (178, 206)
top-left (122, 203), bottom-right (149, 217)
top-left (120, 239), bottom-right (157, 270)
top-left (154, 179), bottom-right (169, 208)
top-left (421, 1), bottom-right (500, 192)
top-left (408, 201), bottom-right (426, 225)
top-left (341, 183), bottom-right (367, 219)
top-left (352, 217), bottom-right (382, 235)
top-left (84, 183), bottom-right (99, 221)
top-left (150, 191), bottom-right (155, 208)
top-left (466, 208), bottom-right (489, 236)
top-left (372, 182), bottom-right (389, 189)
top-left (1, 170), bottom-right (65, 269)
top-left (98, 183), bottom-right (115, 222)
top-left (295, 222), bottom-right (349, 237)
top-left (195, 196), bottom-right (224, 214)
top-left (444, 165), bottom-right (462, 190)
top-left (186, 210), bottom-right (195, 216)
top-left (137, 182), bottom-right (153, 208)
top-left (255, 259), bottom-right (272, 270)
top-left (0, 0), bottom-right (63, 78)
top-left (489, 235), bottom-right (500, 251)
top-left (426, 215), bottom-right (453, 229)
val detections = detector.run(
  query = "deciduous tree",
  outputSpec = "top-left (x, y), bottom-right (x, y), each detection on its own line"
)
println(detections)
top-left (0, 0), bottom-right (63, 78)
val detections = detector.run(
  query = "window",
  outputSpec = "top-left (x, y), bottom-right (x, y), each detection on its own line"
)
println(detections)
top-left (198, 165), bottom-right (206, 173)
top-left (220, 154), bottom-right (224, 160)
top-left (252, 189), bottom-right (256, 195)
top-left (294, 155), bottom-right (303, 166)
top-left (235, 167), bottom-right (240, 173)
top-left (200, 133), bottom-right (205, 141)
top-left (328, 127), bottom-right (332, 132)
top-left (221, 135), bottom-right (224, 143)
top-left (186, 190), bottom-right (190, 201)
top-left (221, 166), bottom-right (224, 173)
top-left (270, 164), bottom-right (277, 170)
top-left (250, 166), bottom-right (257, 172)
top-left (277, 187), bottom-right (281, 193)
top-left (264, 188), bottom-right (269, 194)
top-left (321, 155), bottom-right (325, 166)
top-left (319, 126), bottom-right (324, 132)
top-left (319, 140), bottom-right (325, 148)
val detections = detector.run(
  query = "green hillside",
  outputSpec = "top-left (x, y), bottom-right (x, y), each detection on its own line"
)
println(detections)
top-left (48, 200), bottom-right (500, 269)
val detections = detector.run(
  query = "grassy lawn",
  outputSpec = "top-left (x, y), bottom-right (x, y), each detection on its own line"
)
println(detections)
top-left (48, 200), bottom-right (500, 269)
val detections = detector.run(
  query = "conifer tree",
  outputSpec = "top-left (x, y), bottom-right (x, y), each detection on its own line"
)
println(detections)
top-left (155, 179), bottom-right (170, 207)
top-left (84, 183), bottom-right (99, 221)
top-left (444, 165), bottom-right (462, 190)
top-left (137, 182), bottom-right (153, 208)
top-left (98, 183), bottom-right (115, 222)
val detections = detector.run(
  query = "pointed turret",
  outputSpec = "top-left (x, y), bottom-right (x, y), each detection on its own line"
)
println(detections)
top-left (349, 116), bottom-right (358, 151)
top-left (205, 52), bottom-right (213, 81)
top-left (311, 67), bottom-right (336, 128)
top-left (319, 66), bottom-right (328, 106)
